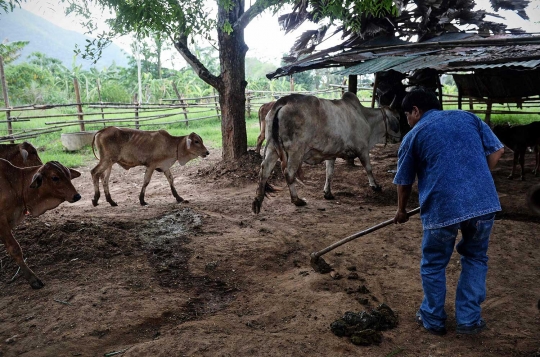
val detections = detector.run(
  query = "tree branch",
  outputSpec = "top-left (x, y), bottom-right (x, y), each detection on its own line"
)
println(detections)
top-left (233, 0), bottom-right (285, 32)
top-left (173, 37), bottom-right (222, 90)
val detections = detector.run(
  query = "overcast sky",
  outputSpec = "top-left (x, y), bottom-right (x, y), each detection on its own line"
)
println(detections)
top-left (20, 0), bottom-right (540, 69)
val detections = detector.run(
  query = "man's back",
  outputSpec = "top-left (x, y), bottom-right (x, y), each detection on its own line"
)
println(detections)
top-left (395, 109), bottom-right (502, 229)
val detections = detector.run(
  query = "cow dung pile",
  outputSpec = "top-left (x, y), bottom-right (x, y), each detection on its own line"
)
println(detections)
top-left (330, 303), bottom-right (398, 346)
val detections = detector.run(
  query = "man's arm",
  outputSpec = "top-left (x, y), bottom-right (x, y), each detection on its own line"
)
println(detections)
top-left (394, 184), bottom-right (413, 224)
top-left (487, 147), bottom-right (504, 170)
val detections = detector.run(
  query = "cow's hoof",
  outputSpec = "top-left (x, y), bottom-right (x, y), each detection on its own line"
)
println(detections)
top-left (324, 192), bottom-right (335, 200)
top-left (140, 201), bottom-right (148, 206)
top-left (108, 201), bottom-right (118, 207)
top-left (293, 198), bottom-right (307, 206)
top-left (30, 278), bottom-right (45, 289)
top-left (371, 185), bottom-right (382, 192)
top-left (252, 198), bottom-right (262, 214)
top-left (92, 200), bottom-right (98, 207)
top-left (176, 197), bottom-right (184, 203)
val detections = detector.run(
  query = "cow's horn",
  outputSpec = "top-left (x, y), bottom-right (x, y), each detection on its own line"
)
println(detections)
top-left (389, 95), bottom-right (397, 109)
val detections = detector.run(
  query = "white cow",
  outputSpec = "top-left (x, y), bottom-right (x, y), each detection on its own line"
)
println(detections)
top-left (252, 92), bottom-right (401, 214)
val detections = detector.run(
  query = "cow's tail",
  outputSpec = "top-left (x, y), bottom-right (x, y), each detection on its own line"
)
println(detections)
top-left (258, 105), bottom-right (265, 131)
top-left (263, 182), bottom-right (280, 198)
top-left (270, 104), bottom-right (288, 167)
top-left (91, 128), bottom-right (104, 160)
top-left (268, 100), bottom-right (306, 187)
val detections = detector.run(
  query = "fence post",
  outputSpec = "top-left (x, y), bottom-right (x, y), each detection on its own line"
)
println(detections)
top-left (246, 90), bottom-right (251, 118)
top-left (0, 56), bottom-right (14, 143)
top-left (96, 79), bottom-right (105, 126)
top-left (212, 88), bottom-right (220, 119)
top-left (290, 75), bottom-right (294, 93)
top-left (73, 77), bottom-right (85, 131)
top-left (133, 94), bottom-right (140, 130)
top-left (171, 82), bottom-right (181, 104)
top-left (172, 82), bottom-right (189, 127)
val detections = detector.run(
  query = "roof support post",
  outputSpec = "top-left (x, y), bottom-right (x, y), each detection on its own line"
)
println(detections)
top-left (437, 74), bottom-right (443, 109)
top-left (348, 75), bottom-right (357, 94)
top-left (371, 72), bottom-right (380, 108)
top-left (485, 100), bottom-right (493, 127)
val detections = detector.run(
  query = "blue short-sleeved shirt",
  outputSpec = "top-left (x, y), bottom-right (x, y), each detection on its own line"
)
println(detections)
top-left (393, 109), bottom-right (503, 229)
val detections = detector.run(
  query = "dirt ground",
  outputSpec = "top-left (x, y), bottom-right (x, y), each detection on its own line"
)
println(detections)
top-left (1, 143), bottom-right (539, 357)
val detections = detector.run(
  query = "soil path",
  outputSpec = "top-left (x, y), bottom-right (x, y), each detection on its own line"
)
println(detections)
top-left (0, 144), bottom-right (539, 357)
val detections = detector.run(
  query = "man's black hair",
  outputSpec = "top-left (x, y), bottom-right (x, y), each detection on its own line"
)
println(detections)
top-left (401, 87), bottom-right (441, 113)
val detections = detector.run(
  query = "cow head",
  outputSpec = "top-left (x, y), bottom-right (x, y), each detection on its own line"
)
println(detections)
top-left (27, 161), bottom-right (81, 216)
top-left (381, 105), bottom-right (402, 144)
top-left (185, 132), bottom-right (209, 159)
top-left (492, 123), bottom-right (513, 146)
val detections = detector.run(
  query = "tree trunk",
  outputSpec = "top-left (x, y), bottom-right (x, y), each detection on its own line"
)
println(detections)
top-left (217, 1), bottom-right (248, 162)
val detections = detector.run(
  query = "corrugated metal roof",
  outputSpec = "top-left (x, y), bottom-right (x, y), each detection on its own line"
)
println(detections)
top-left (390, 55), bottom-right (462, 72)
top-left (449, 59), bottom-right (540, 70)
top-left (334, 56), bottom-right (416, 75)
top-left (421, 32), bottom-right (482, 42)
top-left (268, 34), bottom-right (540, 79)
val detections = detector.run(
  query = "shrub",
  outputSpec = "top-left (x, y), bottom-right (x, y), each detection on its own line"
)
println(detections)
top-left (100, 81), bottom-right (131, 103)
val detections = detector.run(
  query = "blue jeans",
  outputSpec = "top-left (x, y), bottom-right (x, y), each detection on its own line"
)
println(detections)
top-left (418, 213), bottom-right (495, 330)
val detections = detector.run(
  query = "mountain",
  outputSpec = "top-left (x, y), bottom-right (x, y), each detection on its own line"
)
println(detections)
top-left (1, 8), bottom-right (129, 69)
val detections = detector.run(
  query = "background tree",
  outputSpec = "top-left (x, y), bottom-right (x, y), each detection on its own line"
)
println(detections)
top-left (0, 40), bottom-right (29, 64)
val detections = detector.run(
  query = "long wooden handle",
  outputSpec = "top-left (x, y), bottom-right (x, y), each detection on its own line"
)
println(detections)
top-left (311, 207), bottom-right (420, 259)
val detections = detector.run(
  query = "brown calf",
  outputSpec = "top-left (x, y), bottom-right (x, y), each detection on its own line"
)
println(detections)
top-left (0, 160), bottom-right (81, 289)
top-left (0, 142), bottom-right (43, 167)
top-left (255, 101), bottom-right (276, 155)
top-left (91, 127), bottom-right (209, 206)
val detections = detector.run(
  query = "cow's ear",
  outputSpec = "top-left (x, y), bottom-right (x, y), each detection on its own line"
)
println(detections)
top-left (186, 138), bottom-right (192, 149)
top-left (30, 173), bottom-right (43, 189)
top-left (20, 149), bottom-right (29, 163)
top-left (69, 169), bottom-right (81, 179)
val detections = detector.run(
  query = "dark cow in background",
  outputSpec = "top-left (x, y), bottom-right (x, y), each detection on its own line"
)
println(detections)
top-left (255, 101), bottom-right (276, 155)
top-left (375, 70), bottom-right (409, 138)
top-left (91, 127), bottom-right (209, 206)
top-left (493, 121), bottom-right (540, 180)
top-left (0, 160), bottom-right (81, 289)
top-left (252, 92), bottom-right (401, 214)
top-left (0, 142), bottom-right (42, 167)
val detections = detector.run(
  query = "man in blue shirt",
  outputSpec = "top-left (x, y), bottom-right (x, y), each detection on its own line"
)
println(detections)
top-left (393, 88), bottom-right (504, 336)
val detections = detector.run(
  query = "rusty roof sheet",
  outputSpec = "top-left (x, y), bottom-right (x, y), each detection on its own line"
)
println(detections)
top-left (267, 34), bottom-right (540, 79)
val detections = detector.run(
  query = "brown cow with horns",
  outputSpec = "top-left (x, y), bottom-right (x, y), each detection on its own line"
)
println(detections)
top-left (0, 160), bottom-right (81, 289)
top-left (91, 127), bottom-right (209, 206)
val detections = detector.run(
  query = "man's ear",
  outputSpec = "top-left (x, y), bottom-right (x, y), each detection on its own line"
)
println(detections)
top-left (69, 169), bottom-right (81, 179)
top-left (30, 173), bottom-right (43, 189)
